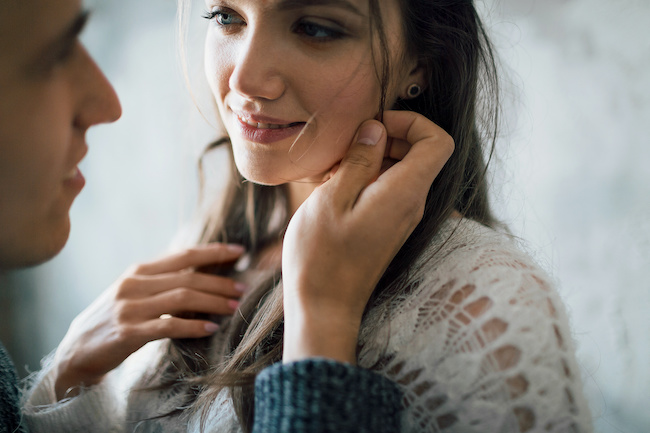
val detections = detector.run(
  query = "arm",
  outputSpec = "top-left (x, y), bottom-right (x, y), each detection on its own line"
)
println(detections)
top-left (262, 112), bottom-right (453, 432)
top-left (21, 244), bottom-right (245, 432)
top-left (253, 360), bottom-right (401, 433)
top-left (282, 111), bottom-right (454, 365)
top-left (357, 233), bottom-right (594, 433)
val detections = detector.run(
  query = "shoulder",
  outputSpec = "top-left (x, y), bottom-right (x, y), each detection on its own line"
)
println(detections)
top-left (358, 218), bottom-right (592, 432)
top-left (421, 218), bottom-right (561, 325)
top-left (364, 218), bottom-right (562, 341)
top-left (0, 343), bottom-right (23, 433)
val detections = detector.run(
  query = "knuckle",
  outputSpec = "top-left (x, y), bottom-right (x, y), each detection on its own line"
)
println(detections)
top-left (115, 323), bottom-right (137, 342)
top-left (157, 319), bottom-right (175, 334)
top-left (442, 133), bottom-right (455, 155)
top-left (114, 301), bottom-right (134, 322)
top-left (179, 248), bottom-right (202, 267)
top-left (171, 287), bottom-right (192, 304)
top-left (129, 263), bottom-right (148, 275)
top-left (116, 277), bottom-right (138, 296)
top-left (179, 272), bottom-right (195, 287)
top-left (345, 152), bottom-right (374, 169)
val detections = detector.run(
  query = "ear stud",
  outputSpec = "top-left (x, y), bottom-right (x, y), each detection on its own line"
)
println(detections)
top-left (407, 83), bottom-right (422, 98)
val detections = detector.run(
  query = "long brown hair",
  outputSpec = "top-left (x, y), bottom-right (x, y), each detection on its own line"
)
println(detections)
top-left (154, 1), bottom-right (501, 431)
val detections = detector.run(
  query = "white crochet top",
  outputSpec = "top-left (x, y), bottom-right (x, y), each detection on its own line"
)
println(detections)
top-left (23, 217), bottom-right (592, 432)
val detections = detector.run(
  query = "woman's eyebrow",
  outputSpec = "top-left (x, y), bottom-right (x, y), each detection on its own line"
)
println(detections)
top-left (276, 0), bottom-right (364, 17)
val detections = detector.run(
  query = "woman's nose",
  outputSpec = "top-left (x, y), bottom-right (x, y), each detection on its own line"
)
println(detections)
top-left (228, 33), bottom-right (286, 101)
top-left (73, 46), bottom-right (122, 130)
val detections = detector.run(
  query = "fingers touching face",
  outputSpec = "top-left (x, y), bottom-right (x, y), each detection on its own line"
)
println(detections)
top-left (203, 0), bottom-right (418, 193)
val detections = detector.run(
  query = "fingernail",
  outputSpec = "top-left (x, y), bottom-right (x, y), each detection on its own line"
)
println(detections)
top-left (234, 282), bottom-right (248, 293)
top-left (205, 322), bottom-right (219, 333)
top-left (225, 244), bottom-right (245, 254)
top-left (357, 123), bottom-right (383, 146)
top-left (228, 300), bottom-right (240, 310)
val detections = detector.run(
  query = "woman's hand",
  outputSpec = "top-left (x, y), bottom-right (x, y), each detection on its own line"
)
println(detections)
top-left (282, 110), bottom-right (454, 364)
top-left (52, 244), bottom-right (245, 400)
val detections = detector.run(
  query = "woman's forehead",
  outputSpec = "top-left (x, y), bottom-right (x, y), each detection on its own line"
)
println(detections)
top-left (215, 0), bottom-right (370, 15)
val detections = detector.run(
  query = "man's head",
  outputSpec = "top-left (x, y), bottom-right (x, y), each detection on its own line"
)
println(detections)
top-left (0, 0), bottom-right (121, 270)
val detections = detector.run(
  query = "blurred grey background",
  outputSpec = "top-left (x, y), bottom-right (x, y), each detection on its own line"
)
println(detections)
top-left (1, 0), bottom-right (648, 432)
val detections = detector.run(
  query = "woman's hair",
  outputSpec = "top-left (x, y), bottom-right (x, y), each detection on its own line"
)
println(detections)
top-left (152, 1), bottom-right (501, 431)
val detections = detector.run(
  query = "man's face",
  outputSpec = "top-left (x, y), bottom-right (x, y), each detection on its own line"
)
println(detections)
top-left (0, 0), bottom-right (121, 270)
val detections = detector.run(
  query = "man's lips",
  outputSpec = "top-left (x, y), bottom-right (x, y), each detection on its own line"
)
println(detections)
top-left (63, 167), bottom-right (80, 181)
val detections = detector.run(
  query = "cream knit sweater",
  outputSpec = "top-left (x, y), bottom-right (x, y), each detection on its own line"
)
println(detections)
top-left (23, 217), bottom-right (592, 432)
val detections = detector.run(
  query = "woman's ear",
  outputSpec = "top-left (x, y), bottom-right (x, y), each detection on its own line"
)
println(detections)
top-left (398, 62), bottom-right (427, 100)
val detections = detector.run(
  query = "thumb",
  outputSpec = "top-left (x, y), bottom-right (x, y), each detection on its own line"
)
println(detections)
top-left (330, 120), bottom-right (387, 206)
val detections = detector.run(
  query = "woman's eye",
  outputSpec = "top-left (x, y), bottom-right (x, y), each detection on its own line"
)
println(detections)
top-left (294, 21), bottom-right (344, 41)
top-left (203, 9), bottom-right (243, 27)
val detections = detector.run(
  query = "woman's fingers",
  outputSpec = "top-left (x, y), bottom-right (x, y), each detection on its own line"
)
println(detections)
top-left (329, 120), bottom-right (387, 207)
top-left (133, 243), bottom-right (245, 276)
top-left (117, 272), bottom-right (244, 299)
top-left (137, 317), bottom-right (222, 341)
top-left (385, 137), bottom-right (411, 161)
top-left (125, 288), bottom-right (240, 320)
top-left (353, 111), bottom-right (454, 233)
top-left (380, 111), bottom-right (455, 191)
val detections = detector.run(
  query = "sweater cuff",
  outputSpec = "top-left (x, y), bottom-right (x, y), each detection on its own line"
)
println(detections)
top-left (254, 359), bottom-right (402, 433)
top-left (21, 365), bottom-right (121, 433)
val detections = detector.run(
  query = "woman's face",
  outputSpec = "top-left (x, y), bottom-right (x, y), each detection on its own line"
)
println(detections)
top-left (204, 0), bottom-right (415, 186)
top-left (0, 0), bottom-right (121, 269)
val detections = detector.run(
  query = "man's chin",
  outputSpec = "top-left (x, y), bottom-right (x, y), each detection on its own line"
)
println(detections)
top-left (0, 221), bottom-right (70, 272)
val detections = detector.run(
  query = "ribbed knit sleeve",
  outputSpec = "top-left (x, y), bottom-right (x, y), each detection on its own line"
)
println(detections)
top-left (1, 343), bottom-right (25, 433)
top-left (253, 359), bottom-right (402, 433)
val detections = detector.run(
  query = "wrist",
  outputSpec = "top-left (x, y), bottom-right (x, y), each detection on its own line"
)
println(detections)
top-left (282, 305), bottom-right (361, 365)
top-left (53, 361), bottom-right (104, 401)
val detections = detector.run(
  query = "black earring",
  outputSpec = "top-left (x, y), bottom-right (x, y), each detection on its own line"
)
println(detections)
top-left (407, 83), bottom-right (422, 98)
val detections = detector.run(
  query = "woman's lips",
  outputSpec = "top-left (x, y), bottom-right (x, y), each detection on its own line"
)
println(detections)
top-left (235, 115), bottom-right (306, 144)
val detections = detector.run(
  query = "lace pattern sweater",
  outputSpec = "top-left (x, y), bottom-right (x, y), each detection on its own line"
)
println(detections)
top-left (22, 218), bottom-right (593, 432)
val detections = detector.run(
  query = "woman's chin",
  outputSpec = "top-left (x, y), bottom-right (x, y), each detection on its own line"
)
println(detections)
top-left (235, 166), bottom-right (285, 187)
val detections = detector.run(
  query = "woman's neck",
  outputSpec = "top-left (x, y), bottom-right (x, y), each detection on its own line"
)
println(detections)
top-left (287, 181), bottom-right (319, 215)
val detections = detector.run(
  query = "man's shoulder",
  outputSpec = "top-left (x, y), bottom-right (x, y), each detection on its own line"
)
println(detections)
top-left (0, 342), bottom-right (23, 433)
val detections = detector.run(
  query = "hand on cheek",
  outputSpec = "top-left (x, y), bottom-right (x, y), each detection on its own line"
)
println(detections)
top-left (282, 111), bottom-right (455, 364)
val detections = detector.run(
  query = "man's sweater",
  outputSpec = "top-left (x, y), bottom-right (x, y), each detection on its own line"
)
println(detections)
top-left (1, 342), bottom-right (24, 433)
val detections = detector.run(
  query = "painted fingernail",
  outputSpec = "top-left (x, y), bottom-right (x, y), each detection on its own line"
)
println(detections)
top-left (226, 244), bottom-right (246, 254)
top-left (357, 123), bottom-right (383, 146)
top-left (205, 322), bottom-right (219, 333)
top-left (234, 282), bottom-right (248, 293)
top-left (228, 300), bottom-right (241, 311)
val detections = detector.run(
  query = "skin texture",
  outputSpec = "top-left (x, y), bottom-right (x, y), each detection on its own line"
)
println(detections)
top-left (203, 0), bottom-right (452, 363)
top-left (282, 113), bottom-right (454, 363)
top-left (0, 0), bottom-right (122, 269)
top-left (48, 0), bottom-right (453, 400)
top-left (52, 244), bottom-right (247, 399)
top-left (203, 0), bottom-right (425, 210)
top-left (0, 0), bottom-right (247, 400)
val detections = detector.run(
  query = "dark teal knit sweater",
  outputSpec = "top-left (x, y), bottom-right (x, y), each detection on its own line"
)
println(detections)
top-left (1, 342), bottom-right (25, 433)
top-left (254, 359), bottom-right (402, 433)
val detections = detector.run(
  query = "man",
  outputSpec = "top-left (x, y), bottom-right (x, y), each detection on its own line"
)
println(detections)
top-left (0, 0), bottom-right (121, 430)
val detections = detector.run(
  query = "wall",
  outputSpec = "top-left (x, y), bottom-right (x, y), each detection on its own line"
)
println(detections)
top-left (2, 1), bottom-right (648, 431)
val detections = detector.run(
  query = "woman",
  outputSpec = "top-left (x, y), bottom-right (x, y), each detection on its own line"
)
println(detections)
top-left (23, 0), bottom-right (593, 432)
